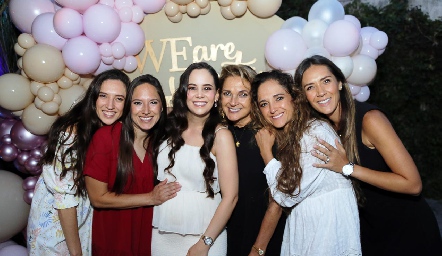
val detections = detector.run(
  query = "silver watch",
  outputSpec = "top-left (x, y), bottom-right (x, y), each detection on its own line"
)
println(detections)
top-left (342, 162), bottom-right (354, 176)
top-left (201, 235), bottom-right (214, 246)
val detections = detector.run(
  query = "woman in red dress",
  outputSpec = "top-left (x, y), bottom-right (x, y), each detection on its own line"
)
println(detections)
top-left (84, 74), bottom-right (181, 255)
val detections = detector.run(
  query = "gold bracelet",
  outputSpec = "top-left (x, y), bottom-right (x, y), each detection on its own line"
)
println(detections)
top-left (252, 245), bottom-right (265, 255)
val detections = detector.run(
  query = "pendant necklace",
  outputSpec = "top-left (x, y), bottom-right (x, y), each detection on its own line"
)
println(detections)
top-left (232, 126), bottom-right (246, 147)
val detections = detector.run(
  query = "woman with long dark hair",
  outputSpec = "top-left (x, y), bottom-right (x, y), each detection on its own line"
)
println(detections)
top-left (252, 70), bottom-right (361, 255)
top-left (84, 74), bottom-right (181, 255)
top-left (28, 69), bottom-right (130, 256)
top-left (152, 62), bottom-right (238, 256)
top-left (295, 55), bottom-right (442, 256)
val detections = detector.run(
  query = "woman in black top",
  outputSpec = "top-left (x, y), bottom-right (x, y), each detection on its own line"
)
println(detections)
top-left (219, 64), bottom-right (285, 256)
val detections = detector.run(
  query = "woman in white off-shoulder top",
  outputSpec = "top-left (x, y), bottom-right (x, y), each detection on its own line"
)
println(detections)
top-left (251, 70), bottom-right (361, 256)
top-left (152, 62), bottom-right (238, 256)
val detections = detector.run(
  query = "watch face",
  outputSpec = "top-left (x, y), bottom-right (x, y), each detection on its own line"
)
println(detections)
top-left (258, 249), bottom-right (264, 255)
top-left (203, 236), bottom-right (213, 245)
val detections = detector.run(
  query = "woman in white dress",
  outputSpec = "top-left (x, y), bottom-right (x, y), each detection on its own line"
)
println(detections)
top-left (152, 62), bottom-right (238, 256)
top-left (252, 70), bottom-right (361, 256)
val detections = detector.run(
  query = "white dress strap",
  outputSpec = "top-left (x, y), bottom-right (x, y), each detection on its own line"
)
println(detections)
top-left (215, 126), bottom-right (228, 133)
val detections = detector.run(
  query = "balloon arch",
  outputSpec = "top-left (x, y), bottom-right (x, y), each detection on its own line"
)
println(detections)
top-left (0, 0), bottom-right (387, 251)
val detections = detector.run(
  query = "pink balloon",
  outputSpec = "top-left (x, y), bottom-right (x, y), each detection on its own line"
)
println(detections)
top-left (31, 12), bottom-right (67, 50)
top-left (10, 121), bottom-right (47, 150)
top-left (1, 134), bottom-right (12, 144)
top-left (83, 4), bottom-right (121, 43)
top-left (55, 0), bottom-right (99, 13)
top-left (131, 5), bottom-right (144, 23)
top-left (133, 0), bottom-right (166, 14)
top-left (30, 147), bottom-right (44, 158)
top-left (23, 190), bottom-right (35, 205)
top-left (119, 7), bottom-right (133, 23)
top-left (99, 0), bottom-right (114, 7)
top-left (113, 57), bottom-right (126, 69)
top-left (0, 143), bottom-right (19, 162)
top-left (360, 45), bottom-right (378, 60)
top-left (354, 85), bottom-right (370, 102)
top-left (115, 0), bottom-right (133, 9)
top-left (99, 43), bottom-right (113, 57)
top-left (53, 8), bottom-right (84, 39)
top-left (102, 56), bottom-right (115, 65)
top-left (124, 56), bottom-right (138, 72)
top-left (344, 15), bottom-right (361, 32)
top-left (17, 151), bottom-right (31, 166)
top-left (369, 31), bottom-right (388, 50)
top-left (0, 119), bottom-right (18, 138)
top-left (22, 176), bottom-right (39, 191)
top-left (265, 29), bottom-right (307, 71)
top-left (360, 26), bottom-right (379, 45)
top-left (323, 20), bottom-right (360, 57)
top-left (93, 62), bottom-right (113, 76)
top-left (62, 36), bottom-right (101, 74)
top-left (112, 42), bottom-right (126, 59)
top-left (112, 22), bottom-right (145, 56)
top-left (349, 83), bottom-right (361, 96)
top-left (9, 0), bottom-right (55, 33)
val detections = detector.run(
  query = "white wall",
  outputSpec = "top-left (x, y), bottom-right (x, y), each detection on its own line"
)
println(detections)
top-left (338, 0), bottom-right (442, 20)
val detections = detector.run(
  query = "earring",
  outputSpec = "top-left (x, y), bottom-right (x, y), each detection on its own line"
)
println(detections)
top-left (221, 111), bottom-right (225, 119)
top-left (214, 101), bottom-right (218, 107)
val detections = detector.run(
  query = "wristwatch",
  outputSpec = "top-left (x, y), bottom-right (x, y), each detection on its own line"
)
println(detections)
top-left (201, 235), bottom-right (214, 246)
top-left (342, 162), bottom-right (354, 176)
top-left (253, 245), bottom-right (265, 255)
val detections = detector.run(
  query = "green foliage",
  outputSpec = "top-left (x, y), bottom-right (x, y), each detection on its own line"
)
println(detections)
top-left (0, 0), bottom-right (20, 74)
top-left (278, 0), bottom-right (442, 199)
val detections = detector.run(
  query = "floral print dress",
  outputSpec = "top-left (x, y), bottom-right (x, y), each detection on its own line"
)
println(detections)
top-left (27, 132), bottom-right (92, 255)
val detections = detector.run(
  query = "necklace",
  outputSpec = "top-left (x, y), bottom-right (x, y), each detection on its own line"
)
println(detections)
top-left (232, 126), bottom-right (246, 147)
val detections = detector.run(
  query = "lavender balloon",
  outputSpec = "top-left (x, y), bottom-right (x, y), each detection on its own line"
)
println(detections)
top-left (25, 156), bottom-right (42, 176)
top-left (22, 176), bottom-right (39, 191)
top-left (0, 119), bottom-right (18, 138)
top-left (17, 151), bottom-right (30, 166)
top-left (0, 106), bottom-right (15, 119)
top-left (23, 190), bottom-right (35, 205)
top-left (0, 143), bottom-right (19, 162)
top-left (13, 159), bottom-right (29, 174)
top-left (10, 121), bottom-right (47, 151)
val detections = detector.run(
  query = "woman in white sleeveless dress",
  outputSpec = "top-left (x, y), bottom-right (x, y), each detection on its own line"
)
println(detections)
top-left (152, 62), bottom-right (238, 256)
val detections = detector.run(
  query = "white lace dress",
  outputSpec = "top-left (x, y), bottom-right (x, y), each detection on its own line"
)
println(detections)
top-left (152, 141), bottom-right (226, 256)
top-left (265, 120), bottom-right (361, 256)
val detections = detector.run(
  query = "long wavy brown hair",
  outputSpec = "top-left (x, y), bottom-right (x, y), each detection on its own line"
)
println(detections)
top-left (251, 70), bottom-right (315, 196)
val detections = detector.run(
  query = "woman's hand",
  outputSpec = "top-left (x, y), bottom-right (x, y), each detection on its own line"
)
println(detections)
top-left (186, 240), bottom-right (209, 256)
top-left (150, 179), bottom-right (181, 205)
top-left (311, 138), bottom-right (348, 174)
top-left (255, 128), bottom-right (275, 164)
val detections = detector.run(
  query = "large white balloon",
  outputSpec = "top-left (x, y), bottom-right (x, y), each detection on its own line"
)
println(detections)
top-left (0, 171), bottom-right (30, 243)
top-left (347, 55), bottom-right (377, 85)
top-left (308, 0), bottom-right (345, 24)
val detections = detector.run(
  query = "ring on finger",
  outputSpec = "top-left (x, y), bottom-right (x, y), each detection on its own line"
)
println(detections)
top-left (325, 156), bottom-right (330, 163)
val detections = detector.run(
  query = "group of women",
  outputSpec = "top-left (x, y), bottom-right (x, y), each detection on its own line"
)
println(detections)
top-left (27, 56), bottom-right (441, 256)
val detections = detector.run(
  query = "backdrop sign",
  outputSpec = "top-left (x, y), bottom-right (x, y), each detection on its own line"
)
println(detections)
top-left (129, 2), bottom-right (283, 105)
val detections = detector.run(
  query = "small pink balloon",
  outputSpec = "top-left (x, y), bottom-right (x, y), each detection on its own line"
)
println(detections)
top-left (124, 55), bottom-right (138, 72)
top-left (133, 0), bottom-right (166, 14)
top-left (93, 61), bottom-right (113, 76)
top-left (10, 121), bottom-right (47, 150)
top-left (369, 31), bottom-right (388, 50)
top-left (22, 176), bottom-right (39, 191)
top-left (23, 189), bottom-right (35, 205)
top-left (54, 8), bottom-right (84, 39)
top-left (62, 36), bottom-right (101, 74)
top-left (119, 6), bottom-right (133, 22)
top-left (99, 43), bottom-right (113, 57)
top-left (102, 56), bottom-right (115, 65)
top-left (360, 45), bottom-right (379, 60)
top-left (112, 57), bottom-right (126, 69)
top-left (0, 143), bottom-right (19, 162)
top-left (360, 26), bottom-right (379, 45)
top-left (83, 4), bottom-right (121, 43)
top-left (111, 42), bottom-right (126, 59)
top-left (349, 83), bottom-right (361, 96)
top-left (30, 147), bottom-right (44, 158)
top-left (99, 0), bottom-right (114, 7)
top-left (112, 22), bottom-right (145, 56)
top-left (0, 119), bottom-right (18, 138)
top-left (355, 85), bottom-right (370, 102)
top-left (17, 151), bottom-right (31, 166)
top-left (55, 0), bottom-right (99, 13)
top-left (131, 5), bottom-right (144, 23)
top-left (31, 12), bottom-right (67, 50)
top-left (115, 0), bottom-right (133, 9)
top-left (9, 0), bottom-right (55, 33)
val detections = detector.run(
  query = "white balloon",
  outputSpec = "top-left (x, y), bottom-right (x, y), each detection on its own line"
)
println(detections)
top-left (281, 16), bottom-right (307, 34)
top-left (347, 55), bottom-right (377, 85)
top-left (308, 0), bottom-right (345, 24)
top-left (302, 19), bottom-right (328, 48)
top-left (304, 46), bottom-right (330, 59)
top-left (354, 85), bottom-right (370, 102)
top-left (331, 56), bottom-right (353, 79)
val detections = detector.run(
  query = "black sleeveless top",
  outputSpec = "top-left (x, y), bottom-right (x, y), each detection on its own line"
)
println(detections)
top-left (355, 101), bottom-right (442, 256)
top-left (226, 124), bottom-right (286, 256)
